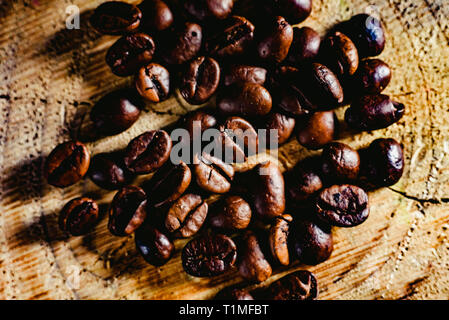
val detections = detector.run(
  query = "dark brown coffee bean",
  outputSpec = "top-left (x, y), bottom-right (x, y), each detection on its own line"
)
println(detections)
top-left (194, 152), bottom-right (234, 194)
top-left (59, 197), bottom-right (99, 236)
top-left (209, 195), bottom-right (252, 231)
top-left (303, 63), bottom-right (344, 108)
top-left (296, 111), bottom-right (338, 150)
top-left (267, 270), bottom-right (318, 300)
top-left (345, 94), bottom-right (405, 131)
top-left (224, 65), bottom-right (267, 86)
top-left (286, 158), bottom-right (323, 203)
top-left (138, 0), bottom-right (173, 32)
top-left (315, 184), bottom-right (369, 227)
top-left (273, 0), bottom-right (312, 24)
top-left (90, 89), bottom-right (143, 136)
top-left (181, 110), bottom-right (218, 141)
top-left (123, 130), bottom-right (172, 174)
top-left (182, 234), bottom-right (237, 277)
top-left (108, 186), bottom-right (148, 236)
top-left (321, 31), bottom-right (359, 77)
top-left (135, 63), bottom-right (170, 102)
top-left (257, 16), bottom-right (293, 64)
top-left (45, 141), bottom-right (90, 188)
top-left (180, 56), bottom-right (221, 105)
top-left (161, 22), bottom-right (202, 65)
top-left (217, 83), bottom-right (272, 116)
top-left (238, 230), bottom-right (272, 283)
top-left (135, 223), bottom-right (174, 266)
top-left (106, 33), bottom-right (155, 77)
top-left (321, 142), bottom-right (360, 181)
top-left (215, 287), bottom-right (254, 300)
top-left (88, 152), bottom-right (133, 190)
top-left (258, 112), bottom-right (296, 149)
top-left (354, 59), bottom-right (392, 94)
top-left (269, 214), bottom-right (292, 266)
top-left (184, 0), bottom-right (234, 21)
top-left (286, 27), bottom-right (321, 65)
top-left (91, 1), bottom-right (142, 35)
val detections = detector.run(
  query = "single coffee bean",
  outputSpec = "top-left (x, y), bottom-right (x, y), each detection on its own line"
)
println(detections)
top-left (45, 141), bottom-right (90, 188)
top-left (106, 33), bottom-right (155, 77)
top-left (182, 234), bottom-right (237, 277)
top-left (59, 197), bottom-right (99, 236)
top-left (205, 16), bottom-right (255, 58)
top-left (267, 270), bottom-right (318, 300)
top-left (135, 223), bottom-right (174, 266)
top-left (286, 158), bottom-right (323, 203)
top-left (215, 287), bottom-right (254, 300)
top-left (108, 186), bottom-right (148, 236)
top-left (135, 63), bottom-right (170, 102)
top-left (258, 112), bottom-right (296, 149)
top-left (209, 195), bottom-right (252, 231)
top-left (194, 152), bottom-right (234, 194)
top-left (345, 94), bottom-right (405, 131)
top-left (160, 22), bottom-right (202, 65)
top-left (354, 59), bottom-right (392, 94)
top-left (238, 230), bottom-right (272, 283)
top-left (321, 142), bottom-right (360, 181)
top-left (123, 130), bottom-right (172, 174)
top-left (90, 88), bottom-right (143, 136)
top-left (138, 0), bottom-right (173, 32)
top-left (224, 65), bottom-right (267, 86)
top-left (321, 31), bottom-right (359, 77)
top-left (88, 152), bottom-right (133, 190)
top-left (257, 16), bottom-right (293, 64)
top-left (315, 184), bottom-right (369, 227)
top-left (269, 214), bottom-right (292, 266)
top-left (286, 26), bottom-right (321, 65)
top-left (217, 83), bottom-right (272, 116)
top-left (91, 1), bottom-right (142, 35)
top-left (184, 0), bottom-right (234, 21)
top-left (296, 111), bottom-right (338, 150)
top-left (273, 0), bottom-right (312, 24)
top-left (181, 110), bottom-right (218, 141)
top-left (180, 56), bottom-right (221, 105)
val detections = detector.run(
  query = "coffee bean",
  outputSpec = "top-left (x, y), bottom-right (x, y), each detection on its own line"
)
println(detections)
top-left (123, 130), bottom-right (172, 175)
top-left (267, 270), bottom-right (318, 300)
top-left (286, 157), bottom-right (323, 203)
top-left (181, 110), bottom-right (217, 141)
top-left (258, 112), bottom-right (296, 149)
top-left (161, 22), bottom-right (202, 65)
top-left (215, 287), bottom-right (254, 300)
top-left (296, 111), bottom-right (338, 150)
top-left (303, 63), bottom-right (344, 108)
top-left (345, 94), bottom-right (405, 131)
top-left (184, 0), bottom-right (234, 21)
top-left (269, 214), bottom-right (292, 266)
top-left (194, 152), bottom-right (234, 194)
top-left (257, 16), bottom-right (293, 64)
top-left (90, 88), bottom-right (143, 136)
top-left (217, 83), bottom-right (272, 116)
top-left (45, 141), bottom-right (90, 188)
top-left (59, 197), bottom-right (99, 236)
top-left (138, 0), bottom-right (173, 32)
top-left (135, 223), bottom-right (174, 266)
top-left (238, 230), bottom-right (272, 283)
top-left (88, 152), bottom-right (134, 190)
top-left (209, 195), bottom-right (252, 231)
top-left (315, 184), bottom-right (369, 227)
top-left (286, 27), bottom-right (321, 65)
top-left (108, 186), bottom-right (148, 236)
top-left (91, 1), bottom-right (142, 35)
top-left (321, 31), bottom-right (359, 77)
top-left (106, 33), bottom-right (155, 77)
top-left (354, 59), bottom-right (392, 94)
top-left (224, 65), bottom-right (267, 87)
top-left (321, 142), bottom-right (360, 181)
top-left (273, 0), bottom-right (312, 24)
top-left (135, 63), bottom-right (170, 102)
top-left (180, 56), bottom-right (221, 105)
top-left (182, 234), bottom-right (237, 277)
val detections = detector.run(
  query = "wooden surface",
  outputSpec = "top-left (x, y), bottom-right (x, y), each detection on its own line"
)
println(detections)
top-left (0, 0), bottom-right (448, 300)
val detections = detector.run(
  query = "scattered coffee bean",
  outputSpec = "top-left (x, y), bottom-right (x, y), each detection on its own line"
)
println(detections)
top-left (219, 116), bottom-right (259, 162)
top-left (273, 0), bottom-right (312, 24)
top-left (321, 31), bottom-right (359, 77)
top-left (257, 16), bottom-right (293, 64)
top-left (194, 152), bottom-right (234, 194)
top-left (135, 223), bottom-right (174, 266)
top-left (258, 112), bottom-right (296, 148)
top-left (286, 26), bottom-right (321, 65)
top-left (269, 214), bottom-right (293, 266)
top-left (354, 59), bottom-right (392, 94)
top-left (88, 152), bottom-right (133, 190)
top-left (224, 65), bottom-right (267, 86)
top-left (217, 83), bottom-right (272, 116)
top-left (238, 230), bottom-right (272, 283)
top-left (59, 197), bottom-right (99, 236)
top-left (286, 157), bottom-right (323, 203)
top-left (135, 63), bottom-right (170, 102)
top-left (181, 110), bottom-right (218, 141)
top-left (215, 287), bottom-right (254, 300)
top-left (321, 142), bottom-right (360, 181)
top-left (90, 1), bottom-right (142, 35)
top-left (267, 270), bottom-right (318, 300)
top-left (161, 22), bottom-right (202, 65)
top-left (209, 195), bottom-right (252, 231)
top-left (296, 111), bottom-right (338, 150)
top-left (138, 0), bottom-right (173, 32)
top-left (184, 0), bottom-right (234, 21)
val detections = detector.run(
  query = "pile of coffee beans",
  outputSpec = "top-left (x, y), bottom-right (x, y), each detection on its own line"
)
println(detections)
top-left (44, 0), bottom-right (406, 300)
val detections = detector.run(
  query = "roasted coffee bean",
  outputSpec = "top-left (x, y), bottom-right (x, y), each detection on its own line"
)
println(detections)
top-left (217, 83), bottom-right (272, 116)
top-left (91, 1), bottom-right (142, 35)
top-left (123, 130), bottom-right (172, 174)
top-left (238, 230), bottom-right (272, 283)
top-left (165, 193), bottom-right (208, 238)
top-left (108, 186), bottom-right (148, 236)
top-left (360, 138), bottom-right (404, 187)
top-left (267, 270), bottom-right (318, 300)
top-left (45, 141), bottom-right (90, 188)
top-left (273, 0), bottom-right (312, 24)
top-left (321, 142), bottom-right (360, 181)
top-left (88, 152), bottom-right (133, 190)
top-left (257, 16), bottom-right (293, 64)
top-left (269, 214), bottom-right (292, 266)
top-left (252, 161), bottom-right (286, 220)
top-left (345, 94), bottom-right (405, 131)
top-left (194, 152), bottom-right (234, 194)
top-left (209, 195), bottom-right (252, 231)
top-left (184, 0), bottom-right (234, 21)
top-left (180, 56), bottom-right (221, 105)
top-left (90, 88), bottom-right (143, 136)
top-left (321, 31), bottom-right (359, 77)
top-left (258, 112), bottom-right (296, 149)
top-left (224, 65), bottom-right (267, 86)
top-left (182, 234), bottom-right (237, 277)
top-left (205, 16), bottom-right (255, 58)
top-left (181, 110), bottom-right (218, 141)
top-left (296, 111), bottom-right (338, 150)
top-left (59, 197), bottom-right (99, 236)
top-left (161, 22), bottom-right (202, 65)
top-left (215, 287), bottom-right (254, 300)
top-left (286, 27), bottom-right (321, 65)
top-left (285, 157), bottom-right (323, 204)
top-left (354, 59), bottom-right (392, 94)
top-left (106, 33), bottom-right (155, 77)
top-left (135, 223), bottom-right (174, 266)
top-left (135, 63), bottom-right (170, 102)
top-left (315, 184), bottom-right (369, 227)
top-left (138, 0), bottom-right (173, 32)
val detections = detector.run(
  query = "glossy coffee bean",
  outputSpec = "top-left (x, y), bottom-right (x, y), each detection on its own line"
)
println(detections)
top-left (123, 130), bottom-right (172, 174)
top-left (108, 186), bottom-right (148, 236)
top-left (273, 0), bottom-right (312, 24)
top-left (59, 197), bottom-right (99, 236)
top-left (321, 142), bottom-right (360, 181)
top-left (182, 234), bottom-right (237, 277)
top-left (257, 16), bottom-right (293, 64)
top-left (258, 112), bottom-right (296, 149)
top-left (217, 83), bottom-right (272, 116)
top-left (184, 0), bottom-right (234, 21)
top-left (161, 22), bottom-right (202, 65)
top-left (215, 287), bottom-right (254, 300)
top-left (267, 270), bottom-right (318, 300)
top-left (181, 110), bottom-right (217, 141)
top-left (194, 152), bottom-right (234, 194)
top-left (135, 223), bottom-right (174, 266)
top-left (269, 214), bottom-right (292, 266)
top-left (238, 230), bottom-right (272, 283)
top-left (321, 31), bottom-right (359, 77)
top-left (303, 63), bottom-right (344, 108)
top-left (138, 0), bottom-right (173, 32)
top-left (106, 33), bottom-right (155, 77)
top-left (90, 89), bottom-right (143, 136)
top-left (296, 111), bottom-right (338, 150)
top-left (354, 59), bottom-right (392, 94)
top-left (286, 27), bottom-right (321, 65)
top-left (205, 16), bottom-right (255, 58)
top-left (88, 152), bottom-right (133, 190)
top-left (91, 1), bottom-right (142, 35)
top-left (209, 195), bottom-right (252, 231)
top-left (165, 193), bottom-right (208, 238)
top-left (224, 65), bottom-right (267, 86)
top-left (135, 63), bottom-right (170, 102)
top-left (45, 141), bottom-right (90, 188)
top-left (345, 94), bottom-right (405, 131)
top-left (315, 184), bottom-right (369, 227)
top-left (180, 56), bottom-right (221, 105)
top-left (286, 158), bottom-right (323, 203)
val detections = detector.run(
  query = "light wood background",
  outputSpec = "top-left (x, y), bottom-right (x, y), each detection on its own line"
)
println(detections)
top-left (0, 0), bottom-right (448, 300)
